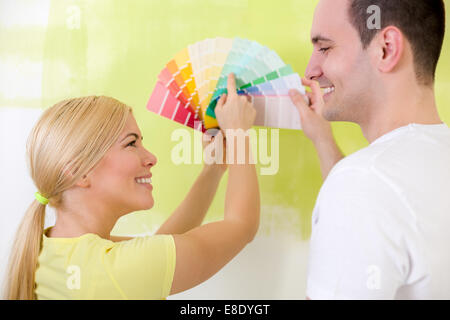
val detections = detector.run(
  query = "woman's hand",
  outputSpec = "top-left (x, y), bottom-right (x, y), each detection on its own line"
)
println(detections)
top-left (215, 73), bottom-right (256, 132)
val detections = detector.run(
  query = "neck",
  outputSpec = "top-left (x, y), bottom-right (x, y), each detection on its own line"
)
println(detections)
top-left (360, 81), bottom-right (442, 143)
top-left (51, 213), bottom-right (117, 240)
top-left (51, 197), bottom-right (121, 240)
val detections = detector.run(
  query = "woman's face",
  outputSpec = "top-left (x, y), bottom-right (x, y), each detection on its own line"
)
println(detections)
top-left (87, 113), bottom-right (157, 215)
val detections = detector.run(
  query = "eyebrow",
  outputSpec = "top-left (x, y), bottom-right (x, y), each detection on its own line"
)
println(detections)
top-left (121, 133), bottom-right (143, 142)
top-left (311, 35), bottom-right (334, 44)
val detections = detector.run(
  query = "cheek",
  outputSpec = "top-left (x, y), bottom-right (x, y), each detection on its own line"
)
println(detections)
top-left (350, 54), bottom-right (374, 90)
top-left (102, 152), bottom-right (140, 185)
top-left (327, 50), bottom-right (370, 88)
top-left (322, 53), bottom-right (346, 84)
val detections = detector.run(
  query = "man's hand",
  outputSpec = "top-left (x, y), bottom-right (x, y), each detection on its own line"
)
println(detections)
top-left (289, 78), bottom-right (333, 144)
top-left (289, 78), bottom-right (344, 180)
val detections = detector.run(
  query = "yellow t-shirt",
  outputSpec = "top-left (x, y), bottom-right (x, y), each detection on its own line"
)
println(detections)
top-left (35, 227), bottom-right (176, 300)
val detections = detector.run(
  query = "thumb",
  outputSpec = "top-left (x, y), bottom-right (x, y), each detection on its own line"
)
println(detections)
top-left (215, 94), bottom-right (227, 113)
top-left (289, 89), bottom-right (312, 118)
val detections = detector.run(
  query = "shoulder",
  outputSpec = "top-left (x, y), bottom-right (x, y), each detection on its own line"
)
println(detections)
top-left (329, 123), bottom-right (450, 179)
top-left (328, 138), bottom-right (391, 178)
top-left (313, 144), bottom-right (410, 228)
top-left (107, 233), bottom-right (174, 254)
top-left (321, 124), bottom-right (450, 210)
top-left (41, 231), bottom-right (174, 261)
top-left (320, 142), bottom-right (391, 201)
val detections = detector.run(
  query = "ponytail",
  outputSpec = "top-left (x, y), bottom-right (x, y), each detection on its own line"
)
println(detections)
top-left (4, 200), bottom-right (46, 299)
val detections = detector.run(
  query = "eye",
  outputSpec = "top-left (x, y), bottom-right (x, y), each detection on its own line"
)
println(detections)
top-left (127, 140), bottom-right (137, 147)
top-left (319, 47), bottom-right (330, 53)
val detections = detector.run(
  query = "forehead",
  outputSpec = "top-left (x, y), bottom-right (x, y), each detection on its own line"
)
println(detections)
top-left (120, 114), bottom-right (142, 137)
top-left (124, 113), bottom-right (139, 130)
top-left (311, 0), bottom-right (355, 42)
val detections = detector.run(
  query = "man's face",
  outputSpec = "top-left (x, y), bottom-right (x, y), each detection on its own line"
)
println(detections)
top-left (306, 0), bottom-right (375, 122)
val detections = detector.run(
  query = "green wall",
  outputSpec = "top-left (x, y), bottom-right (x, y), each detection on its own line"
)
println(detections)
top-left (2, 0), bottom-right (449, 239)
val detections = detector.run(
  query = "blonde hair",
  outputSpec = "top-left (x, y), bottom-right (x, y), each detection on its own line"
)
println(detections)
top-left (3, 96), bottom-right (132, 299)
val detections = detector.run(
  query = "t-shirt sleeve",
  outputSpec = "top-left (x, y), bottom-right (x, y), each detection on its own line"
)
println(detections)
top-left (100, 234), bottom-right (176, 300)
top-left (306, 167), bottom-right (410, 300)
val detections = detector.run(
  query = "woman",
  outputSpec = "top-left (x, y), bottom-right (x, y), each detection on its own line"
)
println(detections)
top-left (4, 73), bottom-right (260, 299)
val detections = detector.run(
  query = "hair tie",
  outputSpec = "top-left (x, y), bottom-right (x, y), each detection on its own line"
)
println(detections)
top-left (35, 192), bottom-right (49, 205)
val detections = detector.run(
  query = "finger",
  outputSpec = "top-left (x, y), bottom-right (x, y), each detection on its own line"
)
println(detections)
top-left (289, 88), bottom-right (309, 106)
top-left (301, 77), bottom-right (315, 88)
top-left (244, 93), bottom-right (253, 103)
top-left (301, 78), bottom-right (323, 103)
top-left (289, 89), bottom-right (313, 118)
top-left (305, 91), bottom-right (313, 106)
top-left (303, 85), bottom-right (323, 115)
top-left (239, 95), bottom-right (249, 103)
top-left (215, 93), bottom-right (227, 112)
top-left (227, 73), bottom-right (237, 97)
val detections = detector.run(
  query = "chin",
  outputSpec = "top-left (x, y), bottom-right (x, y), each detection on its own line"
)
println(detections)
top-left (131, 196), bottom-right (154, 211)
top-left (322, 106), bottom-right (336, 121)
top-left (143, 198), bottom-right (155, 210)
top-left (322, 102), bottom-right (346, 122)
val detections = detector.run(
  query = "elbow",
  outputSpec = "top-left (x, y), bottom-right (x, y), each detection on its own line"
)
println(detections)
top-left (245, 209), bottom-right (260, 243)
top-left (229, 210), bottom-right (260, 244)
top-left (227, 201), bottom-right (260, 244)
top-left (246, 227), bottom-right (258, 243)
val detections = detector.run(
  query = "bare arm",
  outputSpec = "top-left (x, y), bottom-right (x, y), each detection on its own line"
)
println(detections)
top-left (289, 78), bottom-right (344, 180)
top-left (155, 165), bottom-right (225, 235)
top-left (169, 73), bottom-right (260, 295)
top-left (313, 131), bottom-right (344, 180)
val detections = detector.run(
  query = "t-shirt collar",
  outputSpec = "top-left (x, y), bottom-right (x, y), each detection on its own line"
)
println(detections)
top-left (370, 122), bottom-right (448, 146)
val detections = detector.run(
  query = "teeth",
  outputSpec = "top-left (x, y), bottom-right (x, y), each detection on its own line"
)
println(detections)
top-left (323, 86), bottom-right (335, 94)
top-left (136, 178), bottom-right (152, 184)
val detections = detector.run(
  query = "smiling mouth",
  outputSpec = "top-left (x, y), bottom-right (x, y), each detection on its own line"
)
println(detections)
top-left (135, 177), bottom-right (152, 184)
top-left (322, 86), bottom-right (335, 95)
top-left (135, 177), bottom-right (153, 190)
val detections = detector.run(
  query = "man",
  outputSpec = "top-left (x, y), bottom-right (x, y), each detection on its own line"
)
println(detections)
top-left (289, 0), bottom-right (450, 299)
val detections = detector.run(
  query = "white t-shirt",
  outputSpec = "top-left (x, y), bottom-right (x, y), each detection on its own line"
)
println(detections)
top-left (306, 123), bottom-right (450, 300)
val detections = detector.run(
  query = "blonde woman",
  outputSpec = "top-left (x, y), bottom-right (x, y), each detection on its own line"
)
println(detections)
top-left (4, 73), bottom-right (260, 300)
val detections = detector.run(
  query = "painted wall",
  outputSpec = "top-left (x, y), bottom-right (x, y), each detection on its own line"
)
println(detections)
top-left (1, 0), bottom-right (449, 299)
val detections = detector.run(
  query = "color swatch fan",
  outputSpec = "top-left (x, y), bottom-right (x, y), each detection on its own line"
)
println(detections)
top-left (147, 37), bottom-right (306, 132)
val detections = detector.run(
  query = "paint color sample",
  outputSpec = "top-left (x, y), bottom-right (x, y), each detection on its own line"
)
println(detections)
top-left (205, 70), bottom-right (303, 119)
top-left (147, 81), bottom-right (205, 132)
top-left (147, 37), bottom-right (306, 131)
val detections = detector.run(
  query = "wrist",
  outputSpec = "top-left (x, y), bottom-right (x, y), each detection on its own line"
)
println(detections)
top-left (311, 125), bottom-right (334, 147)
top-left (202, 164), bottom-right (227, 176)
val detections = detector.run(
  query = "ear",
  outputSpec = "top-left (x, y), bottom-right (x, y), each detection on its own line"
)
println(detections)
top-left (375, 26), bottom-right (405, 74)
top-left (74, 174), bottom-right (90, 188)
top-left (63, 162), bottom-right (91, 188)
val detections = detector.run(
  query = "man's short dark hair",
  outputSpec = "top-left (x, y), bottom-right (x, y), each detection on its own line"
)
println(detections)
top-left (348, 0), bottom-right (446, 85)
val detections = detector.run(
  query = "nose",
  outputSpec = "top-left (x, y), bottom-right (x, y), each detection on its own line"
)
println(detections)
top-left (143, 149), bottom-right (157, 168)
top-left (305, 53), bottom-right (323, 81)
